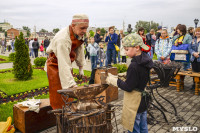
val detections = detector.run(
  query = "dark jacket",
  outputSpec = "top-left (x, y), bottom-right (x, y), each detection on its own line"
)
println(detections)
top-left (156, 32), bottom-right (161, 40)
top-left (146, 33), bottom-right (152, 46)
top-left (32, 41), bottom-right (39, 49)
top-left (117, 33), bottom-right (124, 47)
top-left (94, 33), bottom-right (102, 44)
top-left (105, 33), bottom-right (118, 50)
top-left (44, 39), bottom-right (50, 47)
top-left (117, 52), bottom-right (154, 113)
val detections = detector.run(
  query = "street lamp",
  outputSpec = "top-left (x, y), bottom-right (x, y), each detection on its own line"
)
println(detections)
top-left (194, 19), bottom-right (199, 28)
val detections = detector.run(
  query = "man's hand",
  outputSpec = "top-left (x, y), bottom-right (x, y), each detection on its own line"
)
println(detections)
top-left (100, 36), bottom-right (103, 38)
top-left (105, 73), bottom-right (118, 87)
top-left (193, 52), bottom-right (200, 58)
top-left (78, 66), bottom-right (84, 79)
top-left (107, 32), bottom-right (109, 36)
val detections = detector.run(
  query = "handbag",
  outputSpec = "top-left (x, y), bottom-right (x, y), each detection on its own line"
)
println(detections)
top-left (109, 35), bottom-right (120, 52)
top-left (170, 44), bottom-right (190, 62)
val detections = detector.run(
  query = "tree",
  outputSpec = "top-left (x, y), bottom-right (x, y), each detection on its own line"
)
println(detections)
top-left (39, 29), bottom-right (48, 33)
top-left (89, 30), bottom-right (94, 37)
top-left (13, 32), bottom-right (33, 80)
top-left (100, 28), bottom-right (106, 36)
top-left (135, 20), bottom-right (159, 33)
top-left (22, 26), bottom-right (31, 37)
top-left (53, 28), bottom-right (60, 34)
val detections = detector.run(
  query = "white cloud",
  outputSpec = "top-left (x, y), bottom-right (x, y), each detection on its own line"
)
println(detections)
top-left (0, 0), bottom-right (199, 32)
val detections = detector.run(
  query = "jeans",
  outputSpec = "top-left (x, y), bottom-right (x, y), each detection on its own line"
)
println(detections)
top-left (90, 56), bottom-right (97, 70)
top-left (100, 60), bottom-right (104, 67)
top-left (118, 51), bottom-right (121, 63)
top-left (128, 111), bottom-right (148, 133)
top-left (29, 48), bottom-right (34, 58)
top-left (107, 49), bottom-right (116, 65)
top-left (148, 48), bottom-right (153, 59)
top-left (33, 49), bottom-right (38, 58)
top-left (183, 62), bottom-right (190, 71)
top-left (122, 56), bottom-right (126, 63)
top-left (11, 45), bottom-right (15, 52)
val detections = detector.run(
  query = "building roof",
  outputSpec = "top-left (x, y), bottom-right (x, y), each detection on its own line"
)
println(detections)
top-left (36, 32), bottom-right (54, 37)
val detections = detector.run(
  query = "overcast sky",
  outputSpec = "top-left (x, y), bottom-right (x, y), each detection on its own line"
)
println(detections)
top-left (0, 0), bottom-right (199, 32)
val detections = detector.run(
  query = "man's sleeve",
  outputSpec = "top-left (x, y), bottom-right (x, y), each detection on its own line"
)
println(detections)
top-left (75, 43), bottom-right (86, 67)
top-left (56, 41), bottom-right (76, 89)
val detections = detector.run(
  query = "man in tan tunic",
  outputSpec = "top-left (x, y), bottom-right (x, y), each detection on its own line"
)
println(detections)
top-left (45, 14), bottom-right (89, 109)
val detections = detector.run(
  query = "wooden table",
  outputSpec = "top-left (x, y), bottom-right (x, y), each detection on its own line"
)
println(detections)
top-left (175, 71), bottom-right (200, 95)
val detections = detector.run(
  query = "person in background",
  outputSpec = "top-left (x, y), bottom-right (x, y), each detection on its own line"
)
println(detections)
top-left (40, 43), bottom-right (44, 56)
top-left (11, 38), bottom-right (15, 52)
top-left (120, 34), bottom-right (126, 63)
top-left (188, 27), bottom-right (195, 39)
top-left (146, 29), bottom-right (156, 58)
top-left (94, 28), bottom-right (103, 65)
top-left (99, 42), bottom-right (106, 67)
top-left (138, 27), bottom-right (151, 53)
top-left (32, 38), bottom-right (39, 58)
top-left (173, 24), bottom-right (181, 37)
top-left (7, 39), bottom-right (12, 52)
top-left (188, 27), bottom-right (200, 89)
top-left (173, 24), bottom-right (193, 71)
top-left (84, 36), bottom-right (90, 61)
top-left (156, 26), bottom-right (162, 40)
top-left (0, 38), bottom-right (5, 54)
top-left (29, 38), bottom-right (34, 58)
top-left (117, 30), bottom-right (124, 63)
top-left (44, 36), bottom-right (50, 55)
top-left (105, 26), bottom-right (118, 66)
top-left (155, 29), bottom-right (172, 63)
top-left (87, 37), bottom-right (99, 70)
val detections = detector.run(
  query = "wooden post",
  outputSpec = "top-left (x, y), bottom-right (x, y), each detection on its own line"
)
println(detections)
top-left (180, 75), bottom-right (185, 90)
top-left (194, 77), bottom-right (199, 95)
top-left (175, 75), bottom-right (181, 92)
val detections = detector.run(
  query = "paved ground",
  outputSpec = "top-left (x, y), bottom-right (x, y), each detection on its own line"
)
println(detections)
top-left (1, 51), bottom-right (199, 133)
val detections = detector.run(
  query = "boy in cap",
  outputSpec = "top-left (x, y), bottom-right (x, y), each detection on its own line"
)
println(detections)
top-left (106, 33), bottom-right (153, 133)
top-left (45, 14), bottom-right (89, 109)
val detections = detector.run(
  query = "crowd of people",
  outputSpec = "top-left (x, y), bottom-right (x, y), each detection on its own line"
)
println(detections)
top-left (0, 36), bottom-right (50, 58)
top-left (83, 25), bottom-right (199, 77)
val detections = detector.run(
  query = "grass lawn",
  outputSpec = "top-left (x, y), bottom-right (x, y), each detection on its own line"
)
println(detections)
top-left (0, 69), bottom-right (49, 96)
top-left (0, 55), bottom-right (12, 64)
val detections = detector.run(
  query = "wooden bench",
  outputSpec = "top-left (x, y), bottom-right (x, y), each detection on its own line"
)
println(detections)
top-left (175, 71), bottom-right (200, 95)
top-left (13, 99), bottom-right (56, 133)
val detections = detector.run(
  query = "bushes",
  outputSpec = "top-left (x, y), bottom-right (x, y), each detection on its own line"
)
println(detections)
top-left (112, 64), bottom-right (128, 73)
top-left (34, 57), bottom-right (47, 67)
top-left (8, 53), bottom-right (16, 61)
top-left (13, 32), bottom-right (33, 80)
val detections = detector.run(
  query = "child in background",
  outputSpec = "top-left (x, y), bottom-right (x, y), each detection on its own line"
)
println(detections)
top-left (99, 43), bottom-right (106, 67)
top-left (40, 43), bottom-right (44, 56)
top-left (155, 29), bottom-right (172, 64)
top-left (87, 37), bottom-right (99, 70)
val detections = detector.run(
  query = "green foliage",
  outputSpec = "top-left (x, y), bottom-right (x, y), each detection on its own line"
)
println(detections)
top-left (0, 55), bottom-right (11, 64)
top-left (135, 20), bottom-right (159, 33)
top-left (8, 52), bottom-right (16, 61)
top-left (100, 28), bottom-right (106, 36)
top-left (13, 32), bottom-right (33, 80)
top-left (89, 30), bottom-right (94, 37)
top-left (153, 53), bottom-right (158, 60)
top-left (53, 28), bottom-right (60, 34)
top-left (112, 64), bottom-right (128, 73)
top-left (39, 28), bottom-right (48, 33)
top-left (22, 26), bottom-right (31, 37)
top-left (34, 57), bottom-right (47, 67)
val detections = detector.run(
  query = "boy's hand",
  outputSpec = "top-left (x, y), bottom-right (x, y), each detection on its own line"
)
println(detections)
top-left (105, 73), bottom-right (118, 87)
